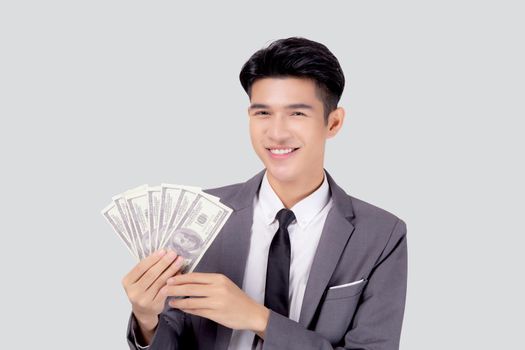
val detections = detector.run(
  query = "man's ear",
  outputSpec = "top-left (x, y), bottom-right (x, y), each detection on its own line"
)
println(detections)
top-left (326, 107), bottom-right (345, 138)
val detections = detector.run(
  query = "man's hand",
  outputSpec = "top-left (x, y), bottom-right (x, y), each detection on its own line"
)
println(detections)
top-left (122, 249), bottom-right (185, 343)
top-left (163, 273), bottom-right (270, 339)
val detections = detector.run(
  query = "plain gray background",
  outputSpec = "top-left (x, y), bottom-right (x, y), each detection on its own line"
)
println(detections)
top-left (1, 0), bottom-right (523, 348)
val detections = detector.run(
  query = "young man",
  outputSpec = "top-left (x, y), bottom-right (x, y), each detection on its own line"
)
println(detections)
top-left (122, 37), bottom-right (408, 350)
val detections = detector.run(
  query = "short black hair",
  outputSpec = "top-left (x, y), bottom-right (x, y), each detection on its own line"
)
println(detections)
top-left (239, 36), bottom-right (345, 125)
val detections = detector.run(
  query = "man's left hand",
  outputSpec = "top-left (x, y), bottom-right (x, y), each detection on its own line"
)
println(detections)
top-left (162, 273), bottom-right (270, 338)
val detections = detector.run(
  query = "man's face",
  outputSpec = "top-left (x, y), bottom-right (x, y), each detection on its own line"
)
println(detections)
top-left (248, 77), bottom-right (343, 184)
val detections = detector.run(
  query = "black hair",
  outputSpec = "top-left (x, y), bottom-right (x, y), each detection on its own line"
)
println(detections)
top-left (239, 36), bottom-right (345, 125)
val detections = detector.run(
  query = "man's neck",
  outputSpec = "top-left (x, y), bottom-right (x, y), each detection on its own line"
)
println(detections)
top-left (266, 169), bottom-right (325, 209)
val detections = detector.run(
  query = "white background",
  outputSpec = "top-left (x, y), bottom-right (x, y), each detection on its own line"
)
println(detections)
top-left (1, 1), bottom-right (523, 348)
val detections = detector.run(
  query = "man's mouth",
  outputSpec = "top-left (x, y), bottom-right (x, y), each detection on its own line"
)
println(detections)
top-left (265, 147), bottom-right (300, 157)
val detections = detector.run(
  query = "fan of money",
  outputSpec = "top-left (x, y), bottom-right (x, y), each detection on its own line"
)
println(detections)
top-left (102, 184), bottom-right (233, 273)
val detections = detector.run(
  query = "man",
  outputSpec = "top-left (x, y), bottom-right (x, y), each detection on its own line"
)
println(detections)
top-left (122, 36), bottom-right (408, 349)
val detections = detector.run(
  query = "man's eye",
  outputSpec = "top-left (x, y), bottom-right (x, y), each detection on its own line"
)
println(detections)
top-left (292, 111), bottom-right (306, 116)
top-left (255, 111), bottom-right (269, 115)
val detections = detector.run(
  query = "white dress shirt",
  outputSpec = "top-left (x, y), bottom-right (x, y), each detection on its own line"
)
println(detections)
top-left (227, 170), bottom-right (333, 350)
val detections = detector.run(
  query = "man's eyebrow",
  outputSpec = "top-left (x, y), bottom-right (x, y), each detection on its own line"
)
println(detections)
top-left (249, 103), bottom-right (314, 110)
top-left (248, 103), bottom-right (269, 110)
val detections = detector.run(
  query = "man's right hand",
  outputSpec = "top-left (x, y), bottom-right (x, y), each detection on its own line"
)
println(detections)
top-left (122, 249), bottom-right (184, 344)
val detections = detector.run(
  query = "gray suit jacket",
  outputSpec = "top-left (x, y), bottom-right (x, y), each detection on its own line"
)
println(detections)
top-left (127, 168), bottom-right (408, 349)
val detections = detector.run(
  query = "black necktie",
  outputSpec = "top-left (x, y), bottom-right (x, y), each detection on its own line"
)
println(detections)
top-left (252, 208), bottom-right (296, 349)
top-left (264, 208), bottom-right (296, 316)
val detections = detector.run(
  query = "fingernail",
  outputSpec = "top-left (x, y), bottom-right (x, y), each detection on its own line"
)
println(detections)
top-left (156, 249), bottom-right (166, 257)
top-left (174, 256), bottom-right (184, 268)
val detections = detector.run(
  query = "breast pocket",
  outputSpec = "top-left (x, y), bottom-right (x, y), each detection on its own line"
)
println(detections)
top-left (325, 278), bottom-right (367, 300)
top-left (313, 278), bottom-right (368, 344)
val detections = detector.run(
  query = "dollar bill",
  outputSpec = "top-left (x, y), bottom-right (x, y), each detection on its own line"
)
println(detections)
top-left (101, 202), bottom-right (138, 259)
top-left (163, 193), bottom-right (233, 273)
top-left (157, 184), bottom-right (183, 252)
top-left (126, 188), bottom-right (152, 258)
top-left (103, 183), bottom-right (232, 267)
top-left (112, 184), bottom-right (148, 259)
top-left (160, 188), bottom-right (198, 248)
top-left (147, 186), bottom-right (161, 251)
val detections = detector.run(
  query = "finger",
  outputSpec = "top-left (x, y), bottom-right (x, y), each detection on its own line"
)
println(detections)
top-left (169, 295), bottom-right (213, 310)
top-left (147, 256), bottom-right (185, 300)
top-left (166, 272), bottom-right (222, 286)
top-left (123, 249), bottom-right (167, 286)
top-left (164, 284), bottom-right (214, 298)
top-left (182, 308), bottom-right (211, 319)
top-left (136, 250), bottom-right (178, 290)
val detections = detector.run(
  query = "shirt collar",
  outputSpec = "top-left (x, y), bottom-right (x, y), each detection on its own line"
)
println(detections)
top-left (258, 169), bottom-right (331, 229)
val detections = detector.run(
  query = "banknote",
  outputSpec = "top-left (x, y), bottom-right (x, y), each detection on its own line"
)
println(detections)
top-left (157, 184), bottom-right (183, 253)
top-left (163, 193), bottom-right (232, 273)
top-left (157, 185), bottom-right (222, 249)
top-left (147, 186), bottom-right (161, 252)
top-left (126, 189), bottom-right (152, 258)
top-left (102, 183), bottom-right (232, 268)
top-left (101, 202), bottom-right (137, 258)
top-left (111, 185), bottom-right (148, 259)
top-left (159, 188), bottom-right (198, 249)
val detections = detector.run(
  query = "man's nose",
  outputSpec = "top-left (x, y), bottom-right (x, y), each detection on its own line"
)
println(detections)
top-left (267, 115), bottom-right (292, 140)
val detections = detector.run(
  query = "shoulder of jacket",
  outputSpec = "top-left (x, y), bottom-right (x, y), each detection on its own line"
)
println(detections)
top-left (348, 194), bottom-right (406, 235)
top-left (202, 181), bottom-right (244, 201)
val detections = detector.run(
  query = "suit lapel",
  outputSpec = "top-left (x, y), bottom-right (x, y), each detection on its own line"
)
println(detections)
top-left (298, 169), bottom-right (356, 328)
top-left (298, 207), bottom-right (355, 327)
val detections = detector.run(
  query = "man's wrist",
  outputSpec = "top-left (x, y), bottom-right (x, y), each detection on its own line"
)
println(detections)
top-left (251, 304), bottom-right (270, 339)
top-left (134, 312), bottom-right (159, 333)
top-left (133, 312), bottom-right (159, 347)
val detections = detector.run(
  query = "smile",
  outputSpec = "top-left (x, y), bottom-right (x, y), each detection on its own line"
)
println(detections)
top-left (266, 147), bottom-right (300, 158)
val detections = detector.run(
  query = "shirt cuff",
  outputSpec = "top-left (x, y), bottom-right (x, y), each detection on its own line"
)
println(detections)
top-left (135, 341), bottom-right (150, 350)
top-left (130, 313), bottom-right (152, 349)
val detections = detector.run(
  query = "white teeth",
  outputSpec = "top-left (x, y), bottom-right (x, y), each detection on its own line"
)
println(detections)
top-left (270, 148), bottom-right (294, 154)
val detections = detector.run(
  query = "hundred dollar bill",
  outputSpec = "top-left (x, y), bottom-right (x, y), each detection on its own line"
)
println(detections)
top-left (159, 185), bottom-right (223, 249)
top-left (126, 187), bottom-right (152, 258)
top-left (112, 184), bottom-right (148, 259)
top-left (163, 193), bottom-right (232, 273)
top-left (159, 188), bottom-right (198, 248)
top-left (157, 184), bottom-right (183, 251)
top-left (147, 186), bottom-right (161, 251)
top-left (101, 202), bottom-right (138, 260)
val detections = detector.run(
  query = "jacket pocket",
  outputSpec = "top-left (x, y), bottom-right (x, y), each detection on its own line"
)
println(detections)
top-left (324, 278), bottom-right (367, 300)
top-left (314, 278), bottom-right (367, 344)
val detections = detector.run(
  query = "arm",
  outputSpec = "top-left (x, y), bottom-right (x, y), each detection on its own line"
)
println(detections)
top-left (127, 312), bottom-right (156, 349)
top-left (127, 306), bottom-right (195, 350)
top-left (127, 312), bottom-right (159, 348)
top-left (262, 219), bottom-right (408, 350)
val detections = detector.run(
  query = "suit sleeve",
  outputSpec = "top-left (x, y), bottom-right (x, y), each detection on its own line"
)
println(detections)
top-left (262, 219), bottom-right (408, 350)
top-left (126, 299), bottom-right (197, 350)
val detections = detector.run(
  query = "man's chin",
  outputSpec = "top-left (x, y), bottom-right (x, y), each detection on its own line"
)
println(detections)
top-left (264, 165), bottom-right (299, 184)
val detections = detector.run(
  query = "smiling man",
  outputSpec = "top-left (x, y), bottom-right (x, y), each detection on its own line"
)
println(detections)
top-left (123, 37), bottom-right (408, 350)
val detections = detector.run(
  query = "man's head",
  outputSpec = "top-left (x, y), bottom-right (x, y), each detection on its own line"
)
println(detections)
top-left (239, 37), bottom-right (345, 125)
top-left (239, 37), bottom-right (346, 185)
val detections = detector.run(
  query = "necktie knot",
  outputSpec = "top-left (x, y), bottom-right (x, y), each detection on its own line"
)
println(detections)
top-left (276, 208), bottom-right (296, 229)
